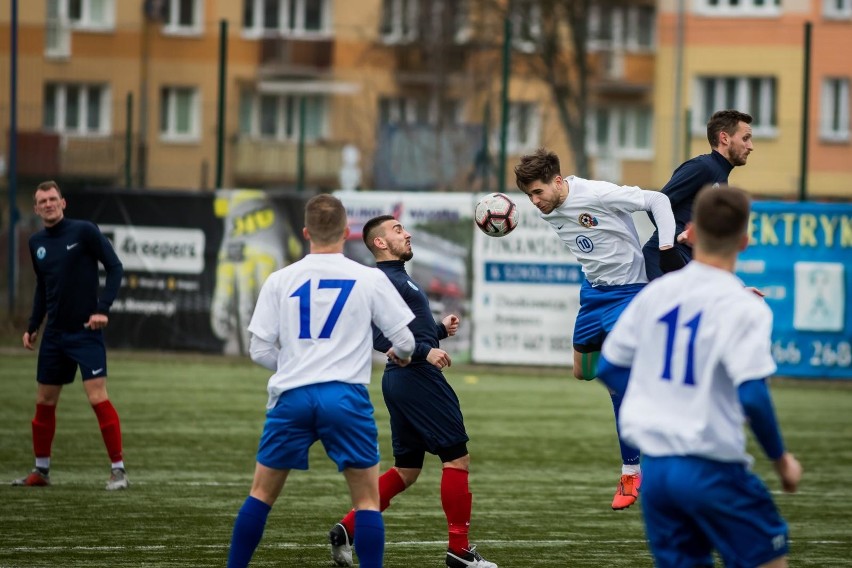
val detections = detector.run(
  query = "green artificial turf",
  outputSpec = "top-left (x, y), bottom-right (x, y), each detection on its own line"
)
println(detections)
top-left (1, 350), bottom-right (850, 567)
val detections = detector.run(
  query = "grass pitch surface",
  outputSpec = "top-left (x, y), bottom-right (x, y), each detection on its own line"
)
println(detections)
top-left (1, 350), bottom-right (850, 567)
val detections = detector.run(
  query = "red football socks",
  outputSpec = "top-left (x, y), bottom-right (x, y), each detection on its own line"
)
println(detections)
top-left (93, 400), bottom-right (123, 463)
top-left (441, 467), bottom-right (472, 554)
top-left (32, 403), bottom-right (57, 458)
top-left (342, 468), bottom-right (407, 536)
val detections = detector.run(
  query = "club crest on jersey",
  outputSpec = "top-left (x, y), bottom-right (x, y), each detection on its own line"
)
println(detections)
top-left (578, 213), bottom-right (599, 228)
top-left (36, 246), bottom-right (46, 260)
top-left (407, 280), bottom-right (419, 291)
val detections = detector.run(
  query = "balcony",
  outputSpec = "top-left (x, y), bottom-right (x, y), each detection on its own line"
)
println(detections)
top-left (390, 42), bottom-right (468, 85)
top-left (259, 37), bottom-right (334, 78)
top-left (15, 131), bottom-right (123, 181)
top-left (590, 50), bottom-right (654, 96)
top-left (231, 137), bottom-right (345, 187)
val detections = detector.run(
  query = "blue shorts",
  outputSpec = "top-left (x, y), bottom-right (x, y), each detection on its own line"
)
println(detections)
top-left (573, 281), bottom-right (645, 353)
top-left (382, 365), bottom-right (469, 464)
top-left (37, 328), bottom-right (108, 384)
top-left (642, 455), bottom-right (789, 568)
top-left (256, 382), bottom-right (379, 472)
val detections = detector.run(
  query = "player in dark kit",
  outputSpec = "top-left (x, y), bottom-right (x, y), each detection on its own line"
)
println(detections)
top-left (643, 110), bottom-right (753, 280)
top-left (13, 180), bottom-right (128, 490)
top-left (327, 215), bottom-right (498, 568)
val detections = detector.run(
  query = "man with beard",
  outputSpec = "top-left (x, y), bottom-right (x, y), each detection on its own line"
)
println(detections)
top-left (327, 215), bottom-right (498, 568)
top-left (643, 110), bottom-right (754, 280)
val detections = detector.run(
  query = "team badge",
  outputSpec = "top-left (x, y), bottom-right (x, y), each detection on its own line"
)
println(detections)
top-left (578, 213), bottom-right (599, 228)
top-left (36, 246), bottom-right (46, 260)
top-left (407, 280), bottom-right (419, 291)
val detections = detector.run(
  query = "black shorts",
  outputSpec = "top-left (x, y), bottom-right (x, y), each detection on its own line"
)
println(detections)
top-left (37, 328), bottom-right (108, 385)
top-left (381, 365), bottom-right (469, 465)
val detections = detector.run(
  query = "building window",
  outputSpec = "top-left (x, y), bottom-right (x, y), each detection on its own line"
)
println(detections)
top-left (163, 0), bottom-right (203, 35)
top-left (160, 86), bottom-right (200, 141)
top-left (243, 0), bottom-right (330, 37)
top-left (820, 78), bottom-right (850, 142)
top-left (696, 76), bottom-right (777, 136)
top-left (588, 106), bottom-right (653, 158)
top-left (824, 0), bottom-right (852, 18)
top-left (697, 0), bottom-right (781, 16)
top-left (511, 1), bottom-right (541, 52)
top-left (506, 102), bottom-right (539, 153)
top-left (239, 92), bottom-right (327, 141)
top-left (380, 0), bottom-right (419, 43)
top-left (68, 0), bottom-right (114, 30)
top-left (589, 4), bottom-right (655, 52)
top-left (43, 83), bottom-right (110, 135)
top-left (378, 96), bottom-right (460, 126)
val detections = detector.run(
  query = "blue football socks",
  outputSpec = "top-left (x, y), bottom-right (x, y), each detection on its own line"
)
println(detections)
top-left (353, 509), bottom-right (385, 568)
top-left (227, 496), bottom-right (271, 568)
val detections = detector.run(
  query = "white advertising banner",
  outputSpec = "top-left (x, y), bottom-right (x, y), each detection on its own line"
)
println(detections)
top-left (471, 197), bottom-right (582, 366)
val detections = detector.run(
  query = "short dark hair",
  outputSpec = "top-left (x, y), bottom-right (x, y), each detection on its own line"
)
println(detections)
top-left (514, 148), bottom-right (561, 191)
top-left (707, 110), bottom-right (752, 147)
top-left (304, 194), bottom-right (347, 246)
top-left (362, 214), bottom-right (395, 254)
top-left (34, 180), bottom-right (62, 201)
top-left (693, 184), bottom-right (751, 254)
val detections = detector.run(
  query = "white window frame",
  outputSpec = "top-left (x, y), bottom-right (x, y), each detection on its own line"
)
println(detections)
top-left (694, 76), bottom-right (778, 137)
top-left (696, 0), bottom-right (781, 17)
top-left (240, 92), bottom-right (328, 142)
top-left (43, 82), bottom-right (111, 136)
top-left (242, 0), bottom-right (332, 38)
top-left (820, 77), bottom-right (850, 142)
top-left (163, 0), bottom-right (204, 36)
top-left (160, 86), bottom-right (201, 142)
top-left (46, 0), bottom-right (72, 58)
top-left (380, 0), bottom-right (419, 44)
top-left (505, 102), bottom-right (540, 153)
top-left (68, 0), bottom-right (115, 31)
top-left (511, 1), bottom-right (541, 53)
top-left (824, 0), bottom-right (852, 19)
top-left (587, 106), bottom-right (654, 160)
top-left (589, 5), bottom-right (655, 53)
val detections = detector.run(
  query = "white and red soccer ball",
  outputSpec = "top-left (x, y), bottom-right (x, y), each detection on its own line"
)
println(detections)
top-left (474, 192), bottom-right (519, 237)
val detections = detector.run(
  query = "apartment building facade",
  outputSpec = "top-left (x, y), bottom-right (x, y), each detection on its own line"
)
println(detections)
top-left (0, 1), bottom-right (848, 197)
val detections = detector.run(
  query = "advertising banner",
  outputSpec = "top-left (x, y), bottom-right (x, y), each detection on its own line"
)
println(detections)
top-left (471, 197), bottom-right (581, 366)
top-left (737, 201), bottom-right (852, 379)
top-left (334, 191), bottom-right (478, 360)
top-left (65, 189), bottom-right (309, 354)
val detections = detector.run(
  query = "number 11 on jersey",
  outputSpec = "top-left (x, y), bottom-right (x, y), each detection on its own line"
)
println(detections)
top-left (659, 306), bottom-right (702, 386)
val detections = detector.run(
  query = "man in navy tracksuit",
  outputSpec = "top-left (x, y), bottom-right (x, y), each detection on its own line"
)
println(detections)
top-left (643, 109), bottom-right (754, 280)
top-left (328, 216), bottom-right (497, 568)
top-left (14, 180), bottom-right (127, 490)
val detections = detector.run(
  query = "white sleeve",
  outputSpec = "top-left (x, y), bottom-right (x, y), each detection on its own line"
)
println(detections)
top-left (723, 301), bottom-right (778, 385)
top-left (249, 333), bottom-right (279, 371)
top-left (385, 325), bottom-right (415, 360)
top-left (642, 190), bottom-right (677, 248)
top-left (247, 273), bottom-right (280, 344)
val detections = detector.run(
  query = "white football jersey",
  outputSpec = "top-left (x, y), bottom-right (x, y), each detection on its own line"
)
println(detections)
top-left (248, 253), bottom-right (415, 409)
top-left (601, 261), bottom-right (777, 464)
top-left (541, 176), bottom-right (648, 286)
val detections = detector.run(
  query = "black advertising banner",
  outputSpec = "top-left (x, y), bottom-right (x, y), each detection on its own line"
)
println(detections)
top-left (65, 189), bottom-right (309, 353)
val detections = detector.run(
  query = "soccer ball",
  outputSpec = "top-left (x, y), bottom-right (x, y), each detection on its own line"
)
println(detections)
top-left (475, 193), bottom-right (519, 237)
